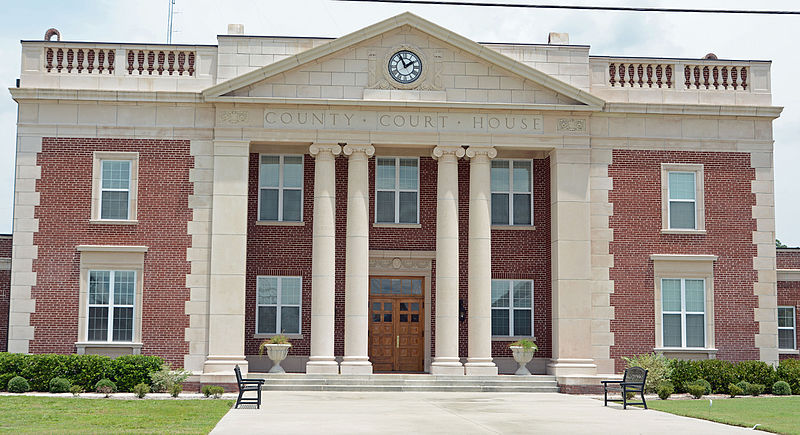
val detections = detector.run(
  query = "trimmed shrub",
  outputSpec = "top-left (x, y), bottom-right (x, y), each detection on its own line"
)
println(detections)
top-left (667, 359), bottom-right (700, 393)
top-left (19, 354), bottom-right (69, 391)
top-left (697, 360), bottom-right (735, 394)
top-left (63, 354), bottom-right (112, 391)
top-left (0, 373), bottom-right (19, 391)
top-left (69, 385), bottom-right (84, 396)
top-left (686, 383), bottom-right (705, 399)
top-left (746, 383), bottom-right (765, 396)
top-left (133, 383), bottom-right (150, 399)
top-left (777, 359), bottom-right (800, 395)
top-left (49, 377), bottom-right (72, 393)
top-left (202, 385), bottom-right (224, 399)
top-left (736, 380), bottom-right (750, 392)
top-left (95, 378), bottom-right (117, 397)
top-left (657, 383), bottom-right (674, 400)
top-left (622, 353), bottom-right (670, 394)
top-left (111, 355), bottom-right (163, 392)
top-left (734, 361), bottom-right (777, 393)
top-left (693, 379), bottom-right (712, 395)
top-left (728, 383), bottom-right (744, 398)
top-left (149, 364), bottom-right (191, 393)
top-left (772, 380), bottom-right (791, 396)
top-left (169, 383), bottom-right (182, 398)
top-left (7, 376), bottom-right (30, 393)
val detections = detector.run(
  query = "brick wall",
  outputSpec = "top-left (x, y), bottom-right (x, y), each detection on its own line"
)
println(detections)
top-left (0, 235), bottom-right (11, 352)
top-left (31, 138), bottom-right (192, 367)
top-left (778, 280), bottom-right (800, 360)
top-left (609, 150), bottom-right (758, 371)
top-left (777, 249), bottom-right (800, 269)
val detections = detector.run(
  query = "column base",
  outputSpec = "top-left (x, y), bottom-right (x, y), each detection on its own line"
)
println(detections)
top-left (306, 357), bottom-right (340, 374)
top-left (546, 358), bottom-right (597, 377)
top-left (430, 358), bottom-right (464, 375)
top-left (201, 355), bottom-right (249, 383)
top-left (340, 357), bottom-right (373, 375)
top-left (464, 359), bottom-right (498, 376)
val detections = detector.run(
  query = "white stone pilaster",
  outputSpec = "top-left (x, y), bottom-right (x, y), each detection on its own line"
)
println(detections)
top-left (751, 151), bottom-right (778, 365)
top-left (431, 145), bottom-right (465, 375)
top-left (464, 146), bottom-right (498, 376)
top-left (341, 144), bottom-right (375, 375)
top-left (306, 143), bottom-right (342, 374)
top-left (202, 140), bottom-right (250, 380)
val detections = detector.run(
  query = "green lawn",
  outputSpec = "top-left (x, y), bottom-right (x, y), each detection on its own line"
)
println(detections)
top-left (646, 396), bottom-right (800, 435)
top-left (0, 396), bottom-right (233, 434)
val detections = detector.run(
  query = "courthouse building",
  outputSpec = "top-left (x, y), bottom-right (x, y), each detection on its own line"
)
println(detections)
top-left (3, 12), bottom-right (799, 389)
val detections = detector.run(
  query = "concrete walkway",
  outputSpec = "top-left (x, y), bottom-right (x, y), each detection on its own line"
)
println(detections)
top-left (211, 391), bottom-right (748, 434)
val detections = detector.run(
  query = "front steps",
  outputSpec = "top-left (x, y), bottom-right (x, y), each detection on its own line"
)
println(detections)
top-left (254, 373), bottom-right (559, 393)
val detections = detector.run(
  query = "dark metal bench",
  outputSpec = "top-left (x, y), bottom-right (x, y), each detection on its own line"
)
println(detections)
top-left (234, 365), bottom-right (265, 409)
top-left (601, 366), bottom-right (648, 409)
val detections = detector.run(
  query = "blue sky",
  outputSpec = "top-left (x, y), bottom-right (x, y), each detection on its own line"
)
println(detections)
top-left (1, 0), bottom-right (798, 244)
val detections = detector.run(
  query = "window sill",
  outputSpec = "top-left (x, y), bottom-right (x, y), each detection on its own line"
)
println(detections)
top-left (779, 349), bottom-right (800, 355)
top-left (654, 347), bottom-right (718, 356)
top-left (492, 336), bottom-right (537, 342)
top-left (492, 225), bottom-right (536, 231)
top-left (372, 223), bottom-right (421, 229)
top-left (254, 334), bottom-right (304, 340)
top-left (255, 221), bottom-right (305, 226)
top-left (75, 341), bottom-right (143, 355)
top-left (90, 219), bottom-right (138, 225)
top-left (661, 229), bottom-right (707, 235)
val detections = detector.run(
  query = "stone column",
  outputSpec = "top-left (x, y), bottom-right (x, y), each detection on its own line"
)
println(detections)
top-left (306, 143), bottom-right (342, 374)
top-left (341, 144), bottom-right (375, 375)
top-left (431, 145), bottom-right (465, 375)
top-left (202, 140), bottom-right (250, 380)
top-left (465, 146), bottom-right (499, 376)
top-left (547, 148), bottom-right (597, 379)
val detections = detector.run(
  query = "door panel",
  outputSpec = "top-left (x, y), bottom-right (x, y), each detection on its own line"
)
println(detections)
top-left (369, 299), bottom-right (394, 372)
top-left (368, 277), bottom-right (425, 372)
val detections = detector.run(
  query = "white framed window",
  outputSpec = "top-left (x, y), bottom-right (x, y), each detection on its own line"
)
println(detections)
top-left (661, 164), bottom-right (705, 233)
top-left (661, 278), bottom-right (706, 348)
top-left (778, 306), bottom-right (797, 350)
top-left (256, 276), bottom-right (302, 335)
top-left (87, 270), bottom-right (136, 342)
top-left (258, 155), bottom-right (304, 222)
top-left (91, 152), bottom-right (139, 223)
top-left (491, 160), bottom-right (533, 226)
top-left (491, 279), bottom-right (533, 337)
top-left (375, 157), bottom-right (419, 224)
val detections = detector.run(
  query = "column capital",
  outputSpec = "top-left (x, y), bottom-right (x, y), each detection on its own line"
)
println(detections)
top-left (431, 145), bottom-right (465, 161)
top-left (465, 146), bottom-right (497, 160)
top-left (343, 144), bottom-right (375, 158)
top-left (309, 143), bottom-right (342, 158)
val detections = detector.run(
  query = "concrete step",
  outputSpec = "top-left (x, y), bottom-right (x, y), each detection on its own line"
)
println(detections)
top-left (261, 384), bottom-right (558, 393)
top-left (252, 374), bottom-right (559, 393)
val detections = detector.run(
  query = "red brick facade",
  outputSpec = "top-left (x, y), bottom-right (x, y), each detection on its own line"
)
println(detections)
top-left (29, 138), bottom-right (192, 367)
top-left (0, 235), bottom-right (11, 352)
top-left (609, 149), bottom-right (759, 371)
top-left (778, 249), bottom-right (800, 360)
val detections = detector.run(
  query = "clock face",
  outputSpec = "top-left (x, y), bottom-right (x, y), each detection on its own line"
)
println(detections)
top-left (388, 50), bottom-right (422, 84)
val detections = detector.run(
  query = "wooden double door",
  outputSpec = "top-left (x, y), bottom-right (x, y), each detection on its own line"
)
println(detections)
top-left (368, 277), bottom-right (425, 372)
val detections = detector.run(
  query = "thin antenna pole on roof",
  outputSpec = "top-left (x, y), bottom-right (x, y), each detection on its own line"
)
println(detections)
top-left (167, 0), bottom-right (176, 44)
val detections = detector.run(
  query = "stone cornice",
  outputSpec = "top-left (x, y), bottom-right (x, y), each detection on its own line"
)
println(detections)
top-left (9, 88), bottom-right (203, 104)
top-left (76, 245), bottom-right (149, 252)
top-left (650, 254), bottom-right (718, 262)
top-left (603, 102), bottom-right (783, 118)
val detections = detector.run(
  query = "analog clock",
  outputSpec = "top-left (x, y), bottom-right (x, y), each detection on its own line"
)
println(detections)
top-left (388, 50), bottom-right (422, 84)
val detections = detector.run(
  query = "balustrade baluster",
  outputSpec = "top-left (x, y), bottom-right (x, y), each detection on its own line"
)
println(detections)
top-left (665, 65), bottom-right (673, 88)
top-left (147, 51), bottom-right (155, 75)
top-left (618, 64), bottom-right (626, 87)
top-left (178, 52), bottom-right (186, 75)
top-left (56, 48), bottom-right (64, 72)
top-left (87, 50), bottom-right (94, 74)
top-left (712, 66), bottom-right (719, 89)
top-left (721, 66), bottom-right (729, 89)
top-left (98, 50), bottom-right (105, 74)
top-left (609, 63), bottom-right (616, 86)
top-left (66, 49), bottom-right (74, 73)
top-left (168, 51), bottom-right (175, 75)
top-left (77, 49), bottom-right (84, 73)
top-left (702, 66), bottom-right (710, 89)
top-left (646, 64), bottom-right (653, 87)
top-left (628, 64), bottom-right (635, 87)
top-left (741, 67), bottom-right (747, 90)
top-left (188, 52), bottom-right (195, 76)
top-left (731, 67), bottom-right (739, 90)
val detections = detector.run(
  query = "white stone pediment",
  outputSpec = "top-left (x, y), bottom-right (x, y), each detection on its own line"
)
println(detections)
top-left (203, 12), bottom-right (603, 109)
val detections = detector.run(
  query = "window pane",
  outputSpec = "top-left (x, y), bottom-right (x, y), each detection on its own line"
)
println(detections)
top-left (778, 307), bottom-right (795, 328)
top-left (381, 279), bottom-right (391, 294)
top-left (100, 191), bottom-right (129, 220)
top-left (89, 271), bottom-right (110, 305)
top-left (259, 189), bottom-right (279, 221)
top-left (112, 307), bottom-right (133, 342)
top-left (662, 279), bottom-right (682, 312)
top-left (512, 161), bottom-right (532, 193)
top-left (399, 192), bottom-right (417, 223)
top-left (491, 161), bottom-right (509, 192)
top-left (411, 279), bottom-right (422, 295)
top-left (376, 191), bottom-right (395, 223)
top-left (370, 278), bottom-right (379, 294)
top-left (259, 156), bottom-right (280, 187)
top-left (669, 201), bottom-right (696, 229)
top-left (491, 193), bottom-right (509, 225)
top-left (685, 279), bottom-right (705, 312)
top-left (282, 189), bottom-right (302, 221)
top-left (779, 329), bottom-right (795, 350)
top-left (513, 309), bottom-right (532, 336)
top-left (513, 281), bottom-right (532, 308)
top-left (88, 307), bottom-right (109, 341)
top-left (281, 307), bottom-right (300, 334)
top-left (398, 159), bottom-right (418, 190)
top-left (257, 306), bottom-right (277, 334)
top-left (283, 156), bottom-right (303, 188)
top-left (101, 161), bottom-right (130, 189)
top-left (392, 279), bottom-right (401, 295)
top-left (663, 313), bottom-right (682, 347)
top-left (512, 194), bottom-right (532, 225)
top-left (686, 314), bottom-right (705, 347)
top-left (376, 158), bottom-right (396, 189)
top-left (114, 271), bottom-right (136, 306)
top-left (668, 172), bottom-right (696, 200)
top-left (491, 309), bottom-right (509, 336)
top-left (257, 277), bottom-right (278, 305)
top-left (280, 277), bottom-right (301, 305)
top-left (491, 280), bottom-right (510, 307)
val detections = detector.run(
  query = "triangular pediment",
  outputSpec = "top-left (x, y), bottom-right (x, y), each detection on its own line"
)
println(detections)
top-left (203, 12), bottom-right (604, 109)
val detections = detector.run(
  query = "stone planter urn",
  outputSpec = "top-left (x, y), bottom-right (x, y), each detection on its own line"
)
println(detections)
top-left (510, 345), bottom-right (536, 376)
top-left (264, 343), bottom-right (291, 374)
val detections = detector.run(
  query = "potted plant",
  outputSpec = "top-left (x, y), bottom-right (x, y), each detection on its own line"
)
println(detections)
top-left (259, 335), bottom-right (292, 373)
top-left (509, 339), bottom-right (538, 376)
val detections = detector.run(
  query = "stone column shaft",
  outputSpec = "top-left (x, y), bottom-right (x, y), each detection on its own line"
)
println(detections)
top-left (341, 144), bottom-right (375, 375)
top-left (431, 145), bottom-right (465, 375)
top-left (465, 146), bottom-right (498, 376)
top-left (306, 143), bottom-right (341, 374)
